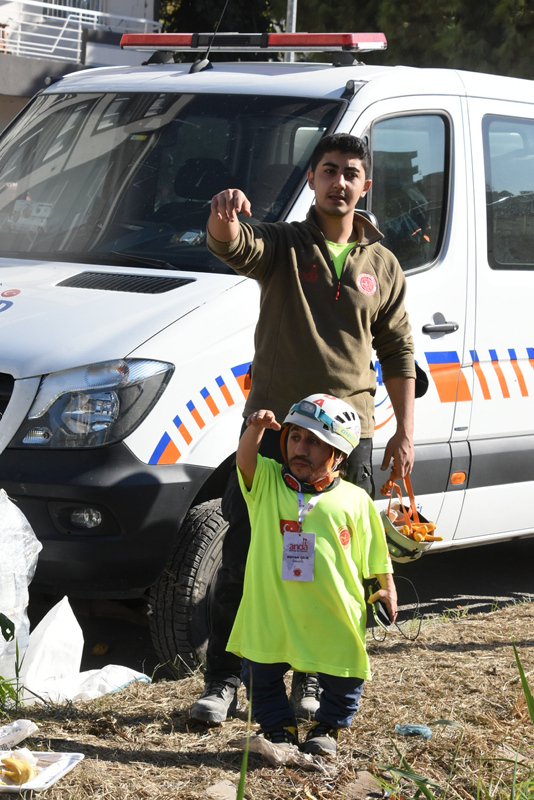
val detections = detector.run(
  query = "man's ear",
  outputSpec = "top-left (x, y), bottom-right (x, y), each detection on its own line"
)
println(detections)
top-left (307, 169), bottom-right (315, 190)
top-left (333, 452), bottom-right (345, 470)
top-left (360, 178), bottom-right (372, 197)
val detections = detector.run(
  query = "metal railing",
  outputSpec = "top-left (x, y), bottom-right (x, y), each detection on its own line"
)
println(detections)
top-left (0, 0), bottom-right (161, 63)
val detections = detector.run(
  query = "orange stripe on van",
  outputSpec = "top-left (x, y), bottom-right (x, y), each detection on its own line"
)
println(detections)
top-left (470, 352), bottom-right (491, 399)
top-left (187, 401), bottom-right (205, 429)
top-left (158, 438), bottom-right (181, 464)
top-left (489, 350), bottom-right (510, 398)
top-left (375, 410), bottom-right (395, 430)
top-left (231, 363), bottom-right (252, 399)
top-left (201, 388), bottom-right (220, 416)
top-left (509, 354), bottom-right (528, 397)
top-left (425, 352), bottom-right (472, 403)
top-left (216, 375), bottom-right (235, 406)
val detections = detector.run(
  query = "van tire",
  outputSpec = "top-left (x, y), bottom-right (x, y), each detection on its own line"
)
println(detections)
top-left (148, 499), bottom-right (226, 679)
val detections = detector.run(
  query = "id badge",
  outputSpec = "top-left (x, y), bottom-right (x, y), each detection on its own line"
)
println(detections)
top-left (282, 531), bottom-right (316, 582)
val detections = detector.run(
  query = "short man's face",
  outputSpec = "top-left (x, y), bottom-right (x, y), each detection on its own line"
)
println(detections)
top-left (286, 424), bottom-right (335, 484)
top-left (308, 150), bottom-right (371, 219)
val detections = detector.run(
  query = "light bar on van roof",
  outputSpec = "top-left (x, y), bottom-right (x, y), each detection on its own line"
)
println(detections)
top-left (120, 32), bottom-right (387, 53)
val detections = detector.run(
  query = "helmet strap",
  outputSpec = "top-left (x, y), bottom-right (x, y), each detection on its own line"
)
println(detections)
top-left (281, 465), bottom-right (341, 494)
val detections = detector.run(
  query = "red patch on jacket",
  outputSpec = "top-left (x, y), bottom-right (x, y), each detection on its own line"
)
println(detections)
top-left (298, 264), bottom-right (319, 283)
top-left (357, 273), bottom-right (377, 296)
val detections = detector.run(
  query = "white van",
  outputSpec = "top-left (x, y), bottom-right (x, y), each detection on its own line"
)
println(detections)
top-left (0, 32), bottom-right (533, 673)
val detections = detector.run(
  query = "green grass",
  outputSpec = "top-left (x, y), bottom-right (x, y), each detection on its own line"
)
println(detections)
top-left (0, 615), bottom-right (25, 714)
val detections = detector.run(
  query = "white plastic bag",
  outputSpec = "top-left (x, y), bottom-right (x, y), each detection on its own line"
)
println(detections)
top-left (0, 490), bottom-right (42, 680)
top-left (23, 597), bottom-right (150, 704)
top-left (22, 596), bottom-right (84, 701)
top-left (0, 720), bottom-right (39, 751)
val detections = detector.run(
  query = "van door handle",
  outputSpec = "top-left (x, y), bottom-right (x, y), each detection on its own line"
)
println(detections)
top-left (422, 321), bottom-right (459, 334)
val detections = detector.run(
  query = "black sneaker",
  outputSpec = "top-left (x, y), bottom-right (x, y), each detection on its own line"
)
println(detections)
top-left (300, 721), bottom-right (339, 758)
top-left (260, 725), bottom-right (299, 749)
top-left (289, 672), bottom-right (322, 720)
top-left (190, 680), bottom-right (238, 725)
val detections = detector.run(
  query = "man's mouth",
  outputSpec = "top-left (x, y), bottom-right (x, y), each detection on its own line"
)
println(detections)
top-left (290, 457), bottom-right (312, 469)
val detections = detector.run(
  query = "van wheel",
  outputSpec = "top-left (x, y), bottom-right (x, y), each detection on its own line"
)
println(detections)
top-left (148, 499), bottom-right (226, 679)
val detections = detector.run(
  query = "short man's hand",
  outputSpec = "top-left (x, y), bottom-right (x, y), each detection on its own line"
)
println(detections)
top-left (211, 189), bottom-right (252, 223)
top-left (245, 409), bottom-right (281, 432)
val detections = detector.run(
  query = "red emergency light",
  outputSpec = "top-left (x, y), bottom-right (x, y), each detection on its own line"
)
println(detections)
top-left (120, 32), bottom-right (387, 53)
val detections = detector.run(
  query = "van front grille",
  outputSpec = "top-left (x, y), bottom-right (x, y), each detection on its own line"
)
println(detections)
top-left (0, 372), bottom-right (14, 418)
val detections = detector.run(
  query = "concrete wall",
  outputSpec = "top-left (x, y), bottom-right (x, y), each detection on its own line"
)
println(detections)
top-left (0, 93), bottom-right (28, 131)
top-left (0, 52), bottom-right (86, 98)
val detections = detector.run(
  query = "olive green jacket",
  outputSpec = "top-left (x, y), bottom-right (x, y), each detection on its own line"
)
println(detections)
top-left (207, 207), bottom-right (415, 437)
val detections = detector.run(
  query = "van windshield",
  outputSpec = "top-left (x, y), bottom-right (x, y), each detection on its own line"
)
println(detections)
top-left (0, 92), bottom-right (341, 273)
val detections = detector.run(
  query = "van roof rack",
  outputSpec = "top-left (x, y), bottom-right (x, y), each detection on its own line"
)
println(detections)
top-left (120, 32), bottom-right (387, 53)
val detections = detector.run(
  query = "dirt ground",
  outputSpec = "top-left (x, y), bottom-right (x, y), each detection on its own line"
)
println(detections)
top-left (3, 599), bottom-right (534, 799)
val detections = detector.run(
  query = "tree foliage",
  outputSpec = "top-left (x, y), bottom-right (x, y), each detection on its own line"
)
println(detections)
top-left (268, 0), bottom-right (534, 79)
top-left (161, 0), bottom-right (272, 47)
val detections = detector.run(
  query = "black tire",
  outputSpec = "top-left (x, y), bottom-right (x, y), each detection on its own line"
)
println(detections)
top-left (148, 499), bottom-right (227, 679)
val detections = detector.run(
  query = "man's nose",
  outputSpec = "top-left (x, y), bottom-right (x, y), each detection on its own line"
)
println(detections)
top-left (333, 172), bottom-right (346, 188)
top-left (294, 439), bottom-right (309, 456)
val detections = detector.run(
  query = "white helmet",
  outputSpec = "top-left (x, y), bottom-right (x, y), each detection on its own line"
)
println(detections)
top-left (381, 514), bottom-right (433, 563)
top-left (283, 394), bottom-right (361, 456)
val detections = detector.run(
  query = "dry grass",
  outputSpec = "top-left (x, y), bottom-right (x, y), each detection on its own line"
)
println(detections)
top-left (4, 600), bottom-right (534, 799)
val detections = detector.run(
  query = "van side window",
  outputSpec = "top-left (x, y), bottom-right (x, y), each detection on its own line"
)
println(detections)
top-left (484, 115), bottom-right (534, 269)
top-left (367, 115), bottom-right (448, 272)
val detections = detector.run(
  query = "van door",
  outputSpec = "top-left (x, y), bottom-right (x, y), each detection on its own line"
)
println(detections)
top-left (352, 95), bottom-right (475, 538)
top-left (452, 98), bottom-right (534, 542)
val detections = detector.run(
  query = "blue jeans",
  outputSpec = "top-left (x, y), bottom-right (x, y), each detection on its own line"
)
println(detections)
top-left (241, 659), bottom-right (364, 731)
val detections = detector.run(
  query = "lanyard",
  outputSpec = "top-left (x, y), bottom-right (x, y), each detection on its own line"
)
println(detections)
top-left (297, 491), bottom-right (323, 531)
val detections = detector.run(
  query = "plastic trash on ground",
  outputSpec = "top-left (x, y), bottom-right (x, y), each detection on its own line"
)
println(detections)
top-left (0, 722), bottom-right (84, 791)
top-left (395, 723), bottom-right (433, 739)
top-left (0, 720), bottom-right (38, 751)
top-left (229, 734), bottom-right (336, 775)
top-left (0, 746), bottom-right (84, 791)
top-left (0, 490), bottom-right (42, 681)
top-left (23, 596), bottom-right (150, 704)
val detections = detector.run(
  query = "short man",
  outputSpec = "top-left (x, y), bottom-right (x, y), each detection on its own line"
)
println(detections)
top-left (190, 133), bottom-right (416, 724)
top-left (228, 395), bottom-right (397, 757)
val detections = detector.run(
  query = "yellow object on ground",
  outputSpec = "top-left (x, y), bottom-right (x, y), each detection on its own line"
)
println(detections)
top-left (1, 756), bottom-right (38, 785)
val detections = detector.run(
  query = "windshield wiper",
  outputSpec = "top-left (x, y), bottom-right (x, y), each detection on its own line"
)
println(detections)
top-left (110, 252), bottom-right (177, 270)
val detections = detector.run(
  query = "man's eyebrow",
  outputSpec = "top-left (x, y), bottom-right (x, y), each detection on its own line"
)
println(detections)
top-left (321, 160), bottom-right (361, 173)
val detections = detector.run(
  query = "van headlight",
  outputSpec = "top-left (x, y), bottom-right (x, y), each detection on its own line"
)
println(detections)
top-left (10, 359), bottom-right (174, 448)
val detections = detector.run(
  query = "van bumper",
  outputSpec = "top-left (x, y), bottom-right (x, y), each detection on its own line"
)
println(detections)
top-left (0, 443), bottom-right (211, 598)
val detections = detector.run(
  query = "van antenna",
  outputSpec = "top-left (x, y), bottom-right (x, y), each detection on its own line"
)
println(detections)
top-left (189, 0), bottom-right (231, 73)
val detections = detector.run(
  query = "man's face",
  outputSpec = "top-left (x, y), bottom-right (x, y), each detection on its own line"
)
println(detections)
top-left (286, 424), bottom-right (335, 484)
top-left (308, 150), bottom-right (371, 219)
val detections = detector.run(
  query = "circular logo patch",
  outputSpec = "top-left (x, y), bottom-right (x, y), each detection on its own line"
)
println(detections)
top-left (339, 526), bottom-right (351, 547)
top-left (293, 568), bottom-right (302, 577)
top-left (1, 289), bottom-right (20, 298)
top-left (357, 273), bottom-right (377, 296)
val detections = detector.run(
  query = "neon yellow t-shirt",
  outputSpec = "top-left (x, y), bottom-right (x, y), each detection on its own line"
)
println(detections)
top-left (226, 455), bottom-right (392, 679)
top-left (326, 239), bottom-right (357, 279)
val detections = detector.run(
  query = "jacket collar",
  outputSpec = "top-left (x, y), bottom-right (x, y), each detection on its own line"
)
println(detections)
top-left (304, 205), bottom-right (383, 246)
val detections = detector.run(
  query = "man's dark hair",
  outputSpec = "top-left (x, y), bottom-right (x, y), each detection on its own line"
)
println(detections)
top-left (310, 133), bottom-right (371, 178)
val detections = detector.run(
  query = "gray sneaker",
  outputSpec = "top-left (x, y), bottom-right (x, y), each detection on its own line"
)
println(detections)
top-left (190, 680), bottom-right (238, 725)
top-left (300, 720), bottom-right (339, 758)
top-left (289, 672), bottom-right (322, 720)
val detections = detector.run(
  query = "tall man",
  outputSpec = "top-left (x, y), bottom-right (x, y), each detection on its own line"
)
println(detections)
top-left (190, 133), bottom-right (416, 724)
